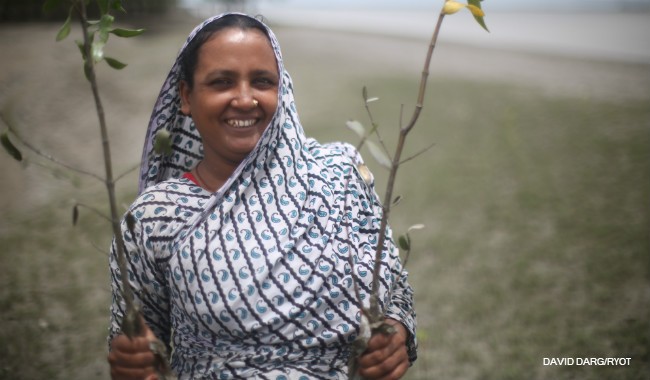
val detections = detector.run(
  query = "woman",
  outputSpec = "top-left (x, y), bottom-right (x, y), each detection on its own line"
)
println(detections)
top-left (108, 13), bottom-right (416, 380)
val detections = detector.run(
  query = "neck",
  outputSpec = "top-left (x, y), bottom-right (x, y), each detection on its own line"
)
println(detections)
top-left (193, 159), bottom-right (238, 192)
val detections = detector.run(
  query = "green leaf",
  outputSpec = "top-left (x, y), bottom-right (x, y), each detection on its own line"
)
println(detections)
top-left (72, 204), bottom-right (79, 226)
top-left (56, 14), bottom-right (72, 41)
top-left (398, 235), bottom-right (411, 251)
top-left (126, 212), bottom-right (137, 237)
top-left (104, 56), bottom-right (127, 70)
top-left (98, 14), bottom-right (114, 43)
top-left (366, 140), bottom-right (392, 169)
top-left (408, 224), bottom-right (425, 233)
top-left (153, 129), bottom-right (173, 156)
top-left (111, 0), bottom-right (126, 13)
top-left (1, 131), bottom-right (22, 161)
top-left (42, 0), bottom-right (63, 13)
top-left (91, 41), bottom-right (105, 63)
top-left (362, 86), bottom-right (368, 102)
top-left (468, 0), bottom-right (489, 32)
top-left (75, 40), bottom-right (87, 59)
top-left (345, 120), bottom-right (365, 139)
top-left (110, 28), bottom-right (145, 38)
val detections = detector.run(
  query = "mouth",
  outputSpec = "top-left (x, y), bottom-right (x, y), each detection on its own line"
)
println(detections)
top-left (226, 118), bottom-right (258, 128)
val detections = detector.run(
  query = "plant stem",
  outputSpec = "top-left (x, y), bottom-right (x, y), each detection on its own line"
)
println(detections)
top-left (368, 10), bottom-right (446, 321)
top-left (77, 0), bottom-right (139, 336)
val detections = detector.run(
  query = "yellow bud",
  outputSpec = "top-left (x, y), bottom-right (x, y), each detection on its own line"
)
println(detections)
top-left (443, 0), bottom-right (466, 15)
top-left (467, 4), bottom-right (485, 17)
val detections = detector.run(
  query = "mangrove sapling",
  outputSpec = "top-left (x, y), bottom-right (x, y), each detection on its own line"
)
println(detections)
top-left (1, 0), bottom-right (173, 378)
top-left (346, 1), bottom-right (489, 376)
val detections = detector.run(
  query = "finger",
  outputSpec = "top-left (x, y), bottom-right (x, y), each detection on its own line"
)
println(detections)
top-left (144, 325), bottom-right (157, 341)
top-left (365, 320), bottom-right (407, 352)
top-left (358, 344), bottom-right (396, 368)
top-left (110, 365), bottom-right (157, 380)
top-left (108, 348), bottom-right (156, 369)
top-left (359, 333), bottom-right (404, 368)
top-left (363, 359), bottom-right (410, 380)
top-left (384, 318), bottom-right (408, 340)
top-left (357, 347), bottom-right (409, 379)
top-left (111, 334), bottom-right (155, 354)
top-left (365, 331), bottom-right (392, 351)
top-left (138, 315), bottom-right (157, 340)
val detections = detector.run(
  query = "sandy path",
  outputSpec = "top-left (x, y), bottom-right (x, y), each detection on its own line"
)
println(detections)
top-left (1, 10), bottom-right (648, 216)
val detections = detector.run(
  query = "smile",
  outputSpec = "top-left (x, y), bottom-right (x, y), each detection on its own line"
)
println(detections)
top-left (227, 119), bottom-right (257, 128)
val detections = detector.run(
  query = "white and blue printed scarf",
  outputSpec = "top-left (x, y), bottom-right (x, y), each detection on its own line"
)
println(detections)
top-left (111, 13), bottom-right (416, 379)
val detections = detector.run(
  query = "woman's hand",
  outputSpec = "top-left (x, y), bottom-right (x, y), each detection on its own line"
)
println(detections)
top-left (108, 323), bottom-right (159, 380)
top-left (356, 318), bottom-right (410, 380)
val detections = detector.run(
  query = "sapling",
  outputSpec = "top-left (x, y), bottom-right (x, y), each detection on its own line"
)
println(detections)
top-left (346, 1), bottom-right (489, 377)
top-left (1, 0), bottom-right (173, 378)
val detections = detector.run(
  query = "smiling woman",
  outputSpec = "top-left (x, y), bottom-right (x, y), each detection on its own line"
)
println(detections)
top-left (107, 13), bottom-right (417, 380)
top-left (179, 25), bottom-right (279, 191)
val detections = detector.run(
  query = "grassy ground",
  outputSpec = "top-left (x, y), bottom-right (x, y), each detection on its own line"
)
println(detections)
top-left (1, 12), bottom-right (649, 380)
top-left (299, 73), bottom-right (650, 379)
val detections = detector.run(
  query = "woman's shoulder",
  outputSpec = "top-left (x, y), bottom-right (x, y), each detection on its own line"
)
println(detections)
top-left (305, 138), bottom-right (378, 194)
top-left (128, 176), bottom-right (211, 220)
top-left (305, 139), bottom-right (363, 167)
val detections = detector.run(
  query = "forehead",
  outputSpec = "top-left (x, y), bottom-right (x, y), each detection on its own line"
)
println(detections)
top-left (197, 27), bottom-right (277, 69)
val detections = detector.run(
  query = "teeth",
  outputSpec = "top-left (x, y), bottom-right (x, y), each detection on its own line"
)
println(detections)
top-left (227, 119), bottom-right (256, 128)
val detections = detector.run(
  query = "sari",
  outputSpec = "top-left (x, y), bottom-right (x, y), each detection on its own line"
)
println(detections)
top-left (109, 13), bottom-right (416, 379)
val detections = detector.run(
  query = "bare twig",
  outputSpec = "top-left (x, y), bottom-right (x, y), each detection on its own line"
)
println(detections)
top-left (356, 88), bottom-right (389, 154)
top-left (0, 112), bottom-right (105, 182)
top-left (399, 142), bottom-right (436, 165)
top-left (90, 240), bottom-right (110, 257)
top-left (368, 9), bottom-right (447, 322)
top-left (114, 163), bottom-right (140, 183)
top-left (74, 201), bottom-right (112, 222)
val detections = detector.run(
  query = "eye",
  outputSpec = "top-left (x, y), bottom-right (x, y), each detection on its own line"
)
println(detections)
top-left (209, 78), bottom-right (232, 87)
top-left (253, 77), bottom-right (277, 89)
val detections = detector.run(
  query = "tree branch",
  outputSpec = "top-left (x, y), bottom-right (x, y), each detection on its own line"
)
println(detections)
top-left (399, 142), bottom-right (436, 166)
top-left (0, 112), bottom-right (105, 182)
top-left (368, 10), bottom-right (447, 322)
top-left (77, 0), bottom-right (140, 337)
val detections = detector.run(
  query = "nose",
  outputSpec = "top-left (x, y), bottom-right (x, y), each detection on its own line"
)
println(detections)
top-left (230, 83), bottom-right (256, 110)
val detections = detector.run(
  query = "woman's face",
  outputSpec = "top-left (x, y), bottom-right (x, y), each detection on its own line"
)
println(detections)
top-left (180, 27), bottom-right (279, 167)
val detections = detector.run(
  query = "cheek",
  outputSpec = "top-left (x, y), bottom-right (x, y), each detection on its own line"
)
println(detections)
top-left (262, 94), bottom-right (279, 117)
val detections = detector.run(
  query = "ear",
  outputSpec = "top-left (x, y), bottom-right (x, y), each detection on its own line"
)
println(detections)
top-left (179, 80), bottom-right (192, 116)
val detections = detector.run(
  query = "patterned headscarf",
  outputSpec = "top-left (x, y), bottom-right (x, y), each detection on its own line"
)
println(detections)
top-left (139, 12), bottom-right (288, 195)
top-left (120, 12), bottom-right (415, 378)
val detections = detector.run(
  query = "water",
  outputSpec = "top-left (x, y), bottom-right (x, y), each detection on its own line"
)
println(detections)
top-left (256, 9), bottom-right (650, 64)
top-left (181, 3), bottom-right (650, 64)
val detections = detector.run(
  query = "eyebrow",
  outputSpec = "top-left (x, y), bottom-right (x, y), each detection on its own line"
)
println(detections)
top-left (251, 69), bottom-right (279, 78)
top-left (205, 69), bottom-right (278, 78)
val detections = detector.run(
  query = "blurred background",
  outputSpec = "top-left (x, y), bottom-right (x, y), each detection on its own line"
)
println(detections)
top-left (1, 0), bottom-right (648, 379)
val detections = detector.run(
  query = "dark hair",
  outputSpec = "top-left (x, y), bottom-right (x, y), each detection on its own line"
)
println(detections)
top-left (179, 14), bottom-right (270, 89)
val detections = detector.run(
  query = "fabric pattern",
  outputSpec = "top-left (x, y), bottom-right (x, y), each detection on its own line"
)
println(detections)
top-left (110, 13), bottom-right (416, 379)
